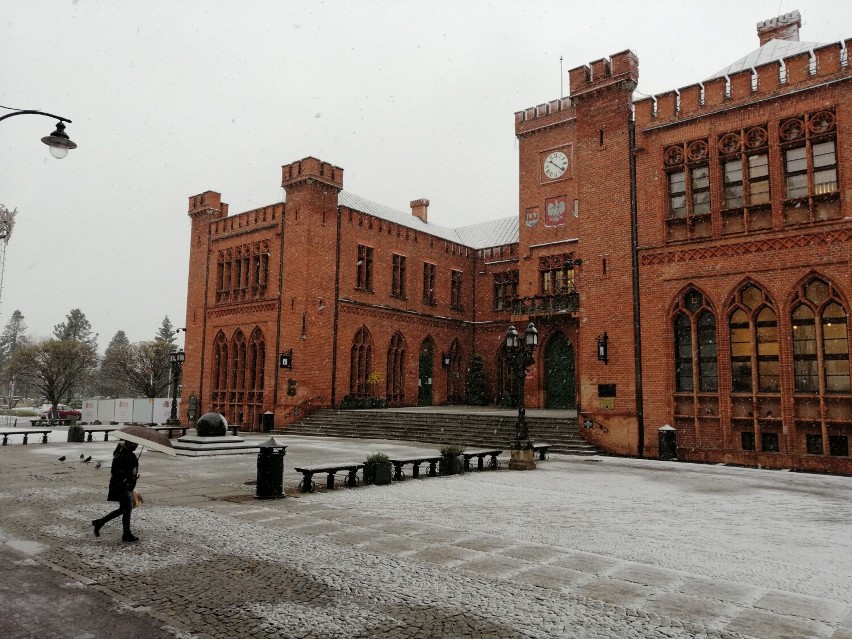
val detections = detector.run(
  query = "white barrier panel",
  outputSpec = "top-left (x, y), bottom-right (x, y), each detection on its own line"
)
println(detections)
top-left (152, 398), bottom-right (175, 424)
top-left (82, 399), bottom-right (98, 422)
top-left (115, 398), bottom-right (133, 423)
top-left (98, 400), bottom-right (115, 423)
top-left (132, 398), bottom-right (154, 424)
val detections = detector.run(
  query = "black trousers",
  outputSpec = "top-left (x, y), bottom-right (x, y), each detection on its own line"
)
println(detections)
top-left (99, 490), bottom-right (133, 534)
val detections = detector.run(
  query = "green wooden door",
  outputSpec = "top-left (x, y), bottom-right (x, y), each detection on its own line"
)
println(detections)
top-left (418, 339), bottom-right (434, 406)
top-left (545, 332), bottom-right (575, 409)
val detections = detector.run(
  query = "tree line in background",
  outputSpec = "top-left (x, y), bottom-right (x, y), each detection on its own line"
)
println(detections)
top-left (0, 308), bottom-right (180, 412)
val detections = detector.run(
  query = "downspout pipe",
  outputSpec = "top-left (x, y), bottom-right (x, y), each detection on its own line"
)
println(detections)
top-left (629, 118), bottom-right (645, 458)
top-left (330, 205), bottom-right (342, 407)
top-left (272, 204), bottom-right (286, 415)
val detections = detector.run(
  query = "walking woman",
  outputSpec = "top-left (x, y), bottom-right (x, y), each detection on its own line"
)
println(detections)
top-left (92, 440), bottom-right (140, 542)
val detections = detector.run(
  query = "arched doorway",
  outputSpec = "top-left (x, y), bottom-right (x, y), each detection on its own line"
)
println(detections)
top-left (545, 332), bottom-right (575, 409)
top-left (497, 344), bottom-right (518, 408)
top-left (446, 339), bottom-right (463, 404)
top-left (418, 337), bottom-right (434, 406)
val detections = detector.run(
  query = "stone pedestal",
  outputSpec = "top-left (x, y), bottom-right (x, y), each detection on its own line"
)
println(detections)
top-left (508, 448), bottom-right (537, 471)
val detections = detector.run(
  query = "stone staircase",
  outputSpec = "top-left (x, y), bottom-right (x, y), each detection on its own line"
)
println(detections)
top-left (276, 409), bottom-right (600, 456)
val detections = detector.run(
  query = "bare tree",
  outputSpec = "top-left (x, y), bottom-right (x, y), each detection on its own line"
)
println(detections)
top-left (107, 340), bottom-right (173, 398)
top-left (10, 339), bottom-right (98, 413)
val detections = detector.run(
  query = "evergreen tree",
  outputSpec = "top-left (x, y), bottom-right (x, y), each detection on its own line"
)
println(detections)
top-left (0, 310), bottom-right (29, 398)
top-left (107, 330), bottom-right (130, 350)
top-left (0, 310), bottom-right (29, 372)
top-left (155, 316), bottom-right (176, 344)
top-left (53, 308), bottom-right (98, 349)
top-left (96, 331), bottom-right (133, 397)
top-left (464, 353), bottom-right (488, 406)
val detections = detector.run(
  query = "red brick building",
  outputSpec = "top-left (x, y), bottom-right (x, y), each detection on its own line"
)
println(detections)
top-left (183, 12), bottom-right (851, 473)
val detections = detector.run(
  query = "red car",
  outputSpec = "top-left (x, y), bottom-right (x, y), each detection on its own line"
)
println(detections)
top-left (38, 404), bottom-right (82, 421)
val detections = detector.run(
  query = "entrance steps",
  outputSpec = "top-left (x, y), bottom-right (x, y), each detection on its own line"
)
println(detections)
top-left (277, 409), bottom-right (600, 456)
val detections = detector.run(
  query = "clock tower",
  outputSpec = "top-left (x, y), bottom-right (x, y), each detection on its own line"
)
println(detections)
top-left (514, 50), bottom-right (641, 452)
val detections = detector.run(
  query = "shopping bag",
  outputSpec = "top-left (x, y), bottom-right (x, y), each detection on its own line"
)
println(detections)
top-left (131, 490), bottom-right (144, 508)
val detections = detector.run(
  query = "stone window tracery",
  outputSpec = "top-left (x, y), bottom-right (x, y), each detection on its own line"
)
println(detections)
top-left (211, 327), bottom-right (266, 429)
top-left (780, 110), bottom-right (840, 225)
top-left (215, 242), bottom-right (270, 303)
top-left (665, 138), bottom-right (711, 242)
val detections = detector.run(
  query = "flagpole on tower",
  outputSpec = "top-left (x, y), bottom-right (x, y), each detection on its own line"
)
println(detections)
top-left (560, 55), bottom-right (564, 98)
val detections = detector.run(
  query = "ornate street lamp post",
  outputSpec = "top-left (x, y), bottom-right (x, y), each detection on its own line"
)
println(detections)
top-left (166, 349), bottom-right (185, 425)
top-left (0, 108), bottom-right (77, 158)
top-left (506, 322), bottom-right (538, 470)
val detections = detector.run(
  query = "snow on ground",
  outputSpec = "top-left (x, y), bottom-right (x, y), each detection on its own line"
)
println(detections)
top-left (2, 432), bottom-right (851, 638)
top-left (325, 456), bottom-right (852, 603)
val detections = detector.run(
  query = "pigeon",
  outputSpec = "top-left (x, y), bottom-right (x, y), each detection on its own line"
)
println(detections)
top-left (58, 456), bottom-right (66, 462)
top-left (80, 454), bottom-right (84, 459)
top-left (82, 456), bottom-right (92, 464)
top-left (95, 461), bottom-right (102, 469)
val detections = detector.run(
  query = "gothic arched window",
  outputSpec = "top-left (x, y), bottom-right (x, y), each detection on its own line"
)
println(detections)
top-left (350, 326), bottom-right (372, 398)
top-left (386, 332), bottom-right (406, 405)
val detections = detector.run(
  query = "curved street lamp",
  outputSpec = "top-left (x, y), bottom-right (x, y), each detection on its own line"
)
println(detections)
top-left (0, 108), bottom-right (77, 158)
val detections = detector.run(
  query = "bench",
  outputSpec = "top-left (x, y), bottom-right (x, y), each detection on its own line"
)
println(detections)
top-left (388, 455), bottom-right (443, 481)
top-left (227, 425), bottom-right (239, 436)
top-left (30, 418), bottom-right (72, 427)
top-left (462, 449), bottom-right (502, 472)
top-left (149, 425), bottom-right (188, 438)
top-left (84, 427), bottom-right (119, 442)
top-left (1, 428), bottom-right (52, 445)
top-left (293, 463), bottom-right (364, 493)
top-left (532, 443), bottom-right (551, 461)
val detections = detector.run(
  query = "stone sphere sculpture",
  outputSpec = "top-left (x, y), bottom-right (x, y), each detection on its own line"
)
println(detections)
top-left (195, 412), bottom-right (228, 437)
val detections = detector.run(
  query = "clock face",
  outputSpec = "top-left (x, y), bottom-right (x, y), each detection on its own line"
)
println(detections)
top-left (543, 151), bottom-right (569, 180)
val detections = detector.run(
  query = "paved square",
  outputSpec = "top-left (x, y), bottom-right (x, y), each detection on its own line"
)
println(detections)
top-left (0, 433), bottom-right (850, 638)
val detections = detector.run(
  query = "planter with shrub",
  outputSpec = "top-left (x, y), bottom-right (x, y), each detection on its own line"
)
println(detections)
top-left (363, 452), bottom-right (393, 485)
top-left (67, 422), bottom-right (85, 443)
top-left (439, 444), bottom-right (466, 476)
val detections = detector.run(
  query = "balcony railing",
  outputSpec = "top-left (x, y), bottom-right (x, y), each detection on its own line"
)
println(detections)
top-left (510, 291), bottom-right (579, 317)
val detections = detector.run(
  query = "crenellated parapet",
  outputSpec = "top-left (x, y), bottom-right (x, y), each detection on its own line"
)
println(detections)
top-left (211, 203), bottom-right (283, 237)
top-left (568, 50), bottom-right (639, 100)
top-left (514, 97), bottom-right (574, 136)
top-left (188, 190), bottom-right (228, 220)
top-left (515, 50), bottom-right (638, 134)
top-left (281, 156), bottom-right (344, 191)
top-left (635, 39), bottom-right (851, 129)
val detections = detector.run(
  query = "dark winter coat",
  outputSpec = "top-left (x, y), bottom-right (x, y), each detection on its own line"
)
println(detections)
top-left (107, 444), bottom-right (139, 502)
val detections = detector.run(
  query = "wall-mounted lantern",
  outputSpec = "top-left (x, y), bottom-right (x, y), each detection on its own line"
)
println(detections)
top-left (279, 350), bottom-right (293, 369)
top-left (597, 332), bottom-right (609, 364)
top-left (441, 352), bottom-right (451, 367)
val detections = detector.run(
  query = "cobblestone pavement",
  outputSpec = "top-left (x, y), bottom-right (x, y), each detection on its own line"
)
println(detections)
top-left (0, 433), bottom-right (850, 638)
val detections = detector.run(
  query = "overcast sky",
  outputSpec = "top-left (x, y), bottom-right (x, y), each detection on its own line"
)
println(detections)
top-left (2, 0), bottom-right (850, 350)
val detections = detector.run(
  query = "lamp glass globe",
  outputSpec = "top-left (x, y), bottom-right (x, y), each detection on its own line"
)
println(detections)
top-left (49, 145), bottom-right (69, 159)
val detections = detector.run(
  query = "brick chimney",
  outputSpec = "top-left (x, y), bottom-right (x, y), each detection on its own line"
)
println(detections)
top-left (410, 198), bottom-right (429, 223)
top-left (757, 10), bottom-right (801, 46)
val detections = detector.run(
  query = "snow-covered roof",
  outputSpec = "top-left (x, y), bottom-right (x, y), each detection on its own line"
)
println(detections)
top-left (455, 216), bottom-right (519, 249)
top-left (707, 38), bottom-right (824, 80)
top-left (339, 191), bottom-right (518, 250)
